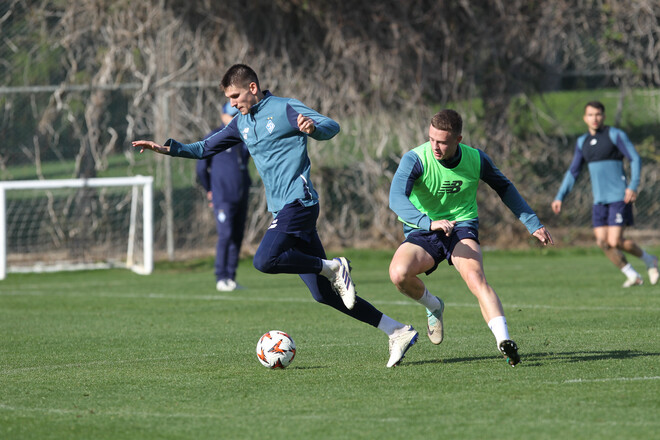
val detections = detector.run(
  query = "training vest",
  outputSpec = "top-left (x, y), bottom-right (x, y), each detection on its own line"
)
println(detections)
top-left (404, 143), bottom-right (481, 226)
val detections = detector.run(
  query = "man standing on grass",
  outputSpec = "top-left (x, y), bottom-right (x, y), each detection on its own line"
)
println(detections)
top-left (196, 102), bottom-right (251, 292)
top-left (551, 101), bottom-right (658, 287)
top-left (133, 64), bottom-right (418, 368)
top-left (388, 109), bottom-right (553, 367)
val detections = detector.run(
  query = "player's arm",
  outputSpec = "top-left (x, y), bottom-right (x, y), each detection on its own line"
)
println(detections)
top-left (553, 140), bottom-right (586, 210)
top-left (286, 100), bottom-right (340, 140)
top-left (611, 127), bottom-right (641, 200)
top-left (389, 151), bottom-right (432, 231)
top-left (479, 150), bottom-right (545, 235)
top-left (134, 119), bottom-right (243, 159)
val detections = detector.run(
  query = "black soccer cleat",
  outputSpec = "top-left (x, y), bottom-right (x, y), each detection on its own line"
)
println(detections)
top-left (498, 339), bottom-right (520, 367)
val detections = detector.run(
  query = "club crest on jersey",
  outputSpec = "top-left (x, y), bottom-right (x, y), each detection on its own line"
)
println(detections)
top-left (266, 117), bottom-right (275, 134)
top-left (437, 180), bottom-right (463, 194)
top-left (242, 127), bottom-right (249, 140)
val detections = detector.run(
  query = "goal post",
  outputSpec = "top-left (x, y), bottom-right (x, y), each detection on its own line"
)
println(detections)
top-left (0, 176), bottom-right (153, 280)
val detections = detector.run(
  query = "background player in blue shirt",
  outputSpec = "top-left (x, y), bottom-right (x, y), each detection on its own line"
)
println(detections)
top-left (196, 102), bottom-right (251, 292)
top-left (552, 101), bottom-right (658, 287)
top-left (134, 64), bottom-right (417, 367)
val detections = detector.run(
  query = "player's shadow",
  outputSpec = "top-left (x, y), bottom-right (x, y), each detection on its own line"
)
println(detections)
top-left (406, 349), bottom-right (660, 367)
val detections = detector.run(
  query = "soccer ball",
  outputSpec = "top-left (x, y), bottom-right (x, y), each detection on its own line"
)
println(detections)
top-left (256, 330), bottom-right (296, 369)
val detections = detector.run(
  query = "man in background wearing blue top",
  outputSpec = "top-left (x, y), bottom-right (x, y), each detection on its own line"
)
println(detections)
top-left (196, 102), bottom-right (251, 292)
top-left (134, 64), bottom-right (418, 368)
top-left (552, 101), bottom-right (658, 287)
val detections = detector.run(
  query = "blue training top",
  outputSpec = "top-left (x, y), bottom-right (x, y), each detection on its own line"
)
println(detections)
top-left (389, 145), bottom-right (543, 237)
top-left (554, 126), bottom-right (641, 205)
top-left (166, 91), bottom-right (340, 214)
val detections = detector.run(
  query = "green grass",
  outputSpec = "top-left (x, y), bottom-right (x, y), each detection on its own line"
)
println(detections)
top-left (1, 248), bottom-right (659, 439)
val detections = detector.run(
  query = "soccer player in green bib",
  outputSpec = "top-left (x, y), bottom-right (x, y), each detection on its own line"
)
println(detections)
top-left (388, 109), bottom-right (553, 366)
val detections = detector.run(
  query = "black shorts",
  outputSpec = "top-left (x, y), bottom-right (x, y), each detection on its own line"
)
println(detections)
top-left (592, 201), bottom-right (634, 228)
top-left (404, 226), bottom-right (479, 275)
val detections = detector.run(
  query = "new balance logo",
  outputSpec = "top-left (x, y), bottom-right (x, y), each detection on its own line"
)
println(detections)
top-left (438, 180), bottom-right (463, 194)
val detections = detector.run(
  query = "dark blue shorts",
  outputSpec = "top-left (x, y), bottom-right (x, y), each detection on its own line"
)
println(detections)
top-left (404, 227), bottom-right (479, 275)
top-left (269, 201), bottom-right (319, 237)
top-left (592, 201), bottom-right (634, 228)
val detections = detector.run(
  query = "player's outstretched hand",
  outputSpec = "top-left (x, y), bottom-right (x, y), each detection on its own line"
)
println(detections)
top-left (533, 226), bottom-right (554, 246)
top-left (132, 140), bottom-right (170, 155)
top-left (297, 114), bottom-right (316, 135)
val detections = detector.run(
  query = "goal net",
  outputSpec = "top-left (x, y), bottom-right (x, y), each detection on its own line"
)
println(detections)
top-left (0, 176), bottom-right (153, 279)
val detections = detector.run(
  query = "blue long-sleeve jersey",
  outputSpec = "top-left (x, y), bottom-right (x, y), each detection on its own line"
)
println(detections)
top-left (554, 126), bottom-right (641, 204)
top-left (390, 144), bottom-right (543, 237)
top-left (166, 91), bottom-right (340, 214)
top-left (195, 125), bottom-right (251, 206)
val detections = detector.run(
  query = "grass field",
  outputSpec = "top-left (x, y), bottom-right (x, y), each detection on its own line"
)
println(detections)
top-left (1, 247), bottom-right (659, 439)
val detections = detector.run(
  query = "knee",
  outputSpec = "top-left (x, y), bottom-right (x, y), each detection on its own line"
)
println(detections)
top-left (464, 270), bottom-right (488, 295)
top-left (609, 238), bottom-right (623, 250)
top-left (596, 238), bottom-right (610, 251)
top-left (253, 252), bottom-right (277, 274)
top-left (389, 262), bottom-right (409, 289)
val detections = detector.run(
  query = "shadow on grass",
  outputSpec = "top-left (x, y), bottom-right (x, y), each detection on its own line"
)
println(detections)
top-left (404, 349), bottom-right (660, 367)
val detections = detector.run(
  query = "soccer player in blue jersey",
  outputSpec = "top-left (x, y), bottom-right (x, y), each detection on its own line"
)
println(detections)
top-left (388, 109), bottom-right (553, 367)
top-left (133, 64), bottom-right (417, 367)
top-left (196, 103), bottom-right (251, 292)
top-left (552, 101), bottom-right (658, 287)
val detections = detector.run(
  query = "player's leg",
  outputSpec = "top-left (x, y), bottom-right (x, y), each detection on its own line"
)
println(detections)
top-left (253, 202), bottom-right (356, 306)
top-left (389, 242), bottom-right (435, 300)
top-left (389, 231), bottom-right (445, 345)
top-left (225, 198), bottom-right (249, 289)
top-left (615, 203), bottom-right (658, 285)
top-left (451, 238), bottom-right (519, 366)
top-left (594, 226), bottom-right (628, 268)
top-left (213, 203), bottom-right (233, 291)
top-left (605, 225), bottom-right (641, 286)
top-left (297, 230), bottom-right (417, 367)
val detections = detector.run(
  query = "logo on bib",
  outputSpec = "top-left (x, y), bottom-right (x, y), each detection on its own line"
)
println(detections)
top-left (438, 180), bottom-right (463, 194)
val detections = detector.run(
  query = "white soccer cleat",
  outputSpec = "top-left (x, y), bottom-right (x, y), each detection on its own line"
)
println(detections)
top-left (331, 257), bottom-right (356, 309)
top-left (216, 279), bottom-right (237, 291)
top-left (387, 325), bottom-right (418, 368)
top-left (426, 297), bottom-right (445, 345)
top-left (648, 256), bottom-right (659, 286)
top-left (622, 275), bottom-right (643, 288)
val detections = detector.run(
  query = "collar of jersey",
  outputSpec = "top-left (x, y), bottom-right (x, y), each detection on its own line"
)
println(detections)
top-left (249, 90), bottom-right (273, 115)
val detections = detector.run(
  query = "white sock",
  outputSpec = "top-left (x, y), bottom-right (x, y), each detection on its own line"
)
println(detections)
top-left (621, 263), bottom-right (640, 280)
top-left (377, 314), bottom-right (405, 337)
top-left (640, 251), bottom-right (657, 268)
top-left (487, 316), bottom-right (510, 345)
top-left (320, 259), bottom-right (338, 279)
top-left (417, 288), bottom-right (442, 311)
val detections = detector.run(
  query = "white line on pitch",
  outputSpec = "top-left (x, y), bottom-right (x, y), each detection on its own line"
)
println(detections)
top-left (546, 376), bottom-right (660, 385)
top-left (2, 289), bottom-right (659, 312)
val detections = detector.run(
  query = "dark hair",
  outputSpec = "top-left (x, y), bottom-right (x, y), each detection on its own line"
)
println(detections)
top-left (221, 64), bottom-right (260, 90)
top-left (431, 109), bottom-right (462, 136)
top-left (585, 101), bottom-right (605, 113)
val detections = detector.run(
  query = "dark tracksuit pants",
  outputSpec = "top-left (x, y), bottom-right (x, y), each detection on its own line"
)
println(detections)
top-left (252, 201), bottom-right (382, 327)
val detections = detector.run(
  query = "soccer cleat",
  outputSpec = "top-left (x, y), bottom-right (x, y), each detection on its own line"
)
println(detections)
top-left (331, 257), bottom-right (356, 310)
top-left (387, 325), bottom-right (418, 368)
top-left (648, 256), bottom-right (659, 286)
top-left (426, 297), bottom-right (445, 345)
top-left (498, 339), bottom-right (520, 367)
top-left (216, 279), bottom-right (236, 291)
top-left (622, 276), bottom-right (643, 288)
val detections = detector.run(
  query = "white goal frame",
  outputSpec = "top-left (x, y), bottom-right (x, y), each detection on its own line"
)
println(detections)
top-left (0, 176), bottom-right (153, 280)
